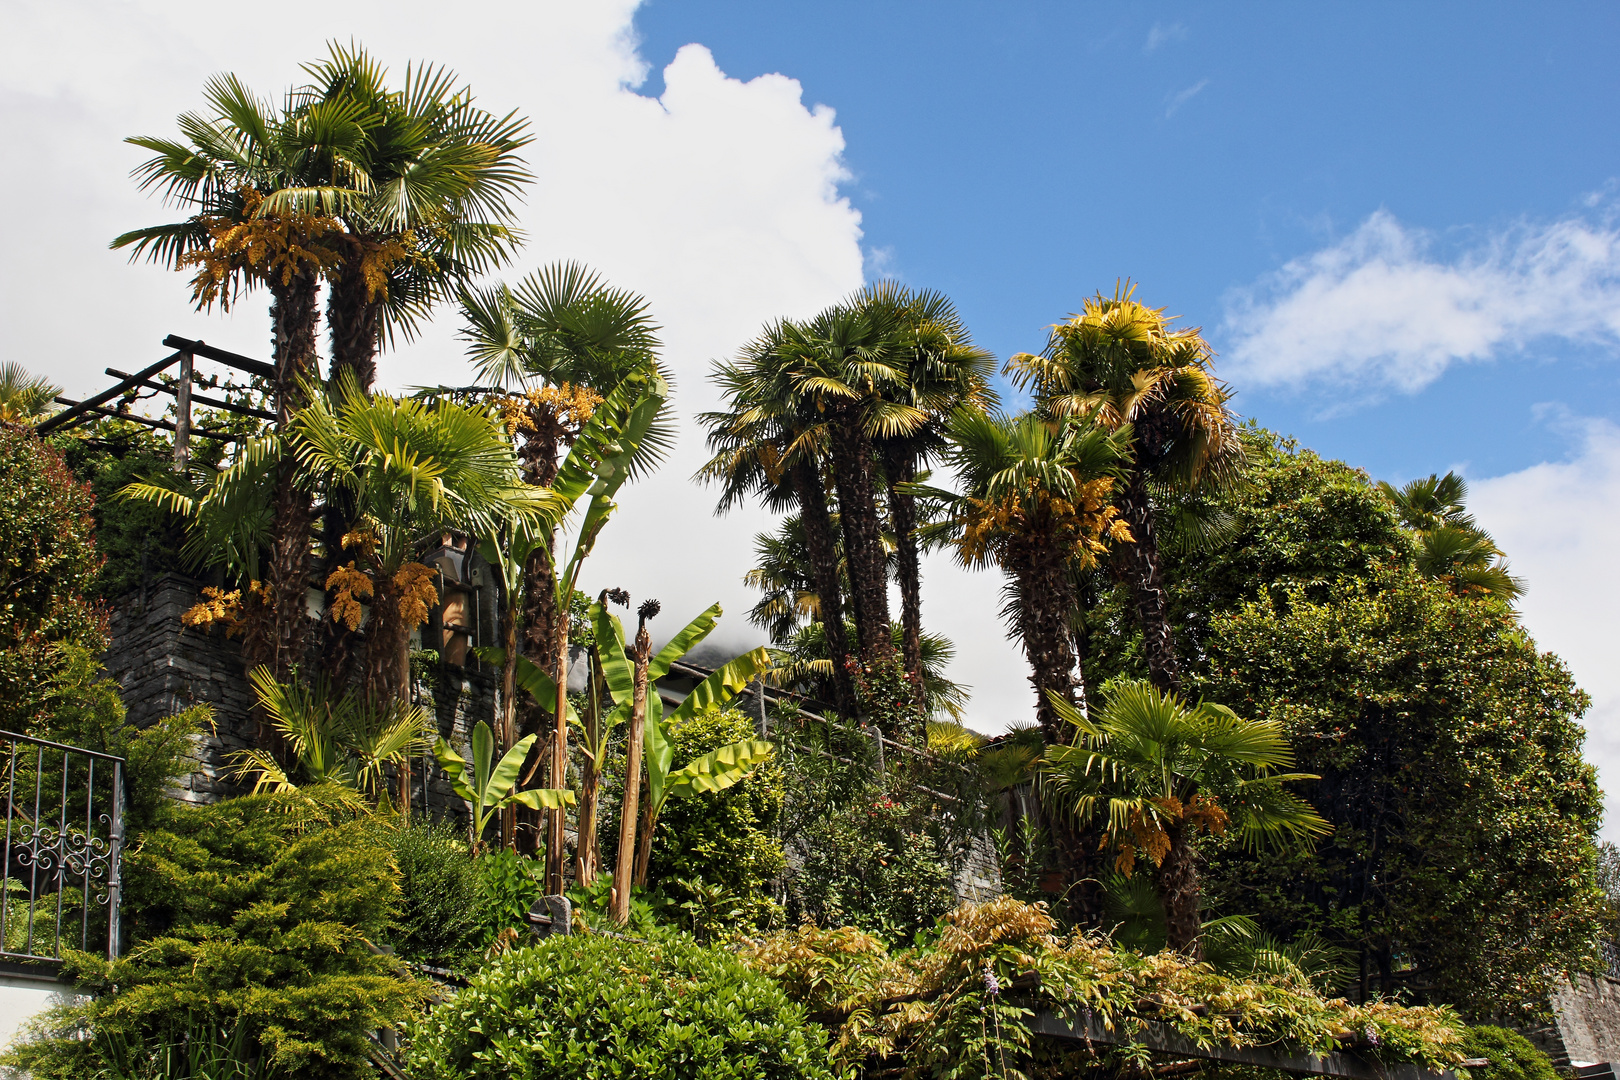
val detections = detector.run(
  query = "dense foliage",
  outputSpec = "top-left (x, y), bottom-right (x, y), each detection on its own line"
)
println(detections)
top-left (1459, 1026), bottom-right (1560, 1080)
top-left (1198, 567), bottom-right (1604, 1015)
top-left (381, 817), bottom-right (487, 968)
top-left (0, 426), bottom-right (105, 732)
top-left (5, 792), bottom-right (424, 1080)
top-left (741, 897), bottom-right (1468, 1079)
top-left (647, 706), bottom-right (788, 935)
top-left (407, 934), bottom-right (833, 1080)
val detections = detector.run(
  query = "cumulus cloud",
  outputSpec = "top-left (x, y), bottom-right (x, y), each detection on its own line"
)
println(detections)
top-left (1471, 411), bottom-right (1620, 838)
top-left (1222, 208), bottom-right (1620, 393)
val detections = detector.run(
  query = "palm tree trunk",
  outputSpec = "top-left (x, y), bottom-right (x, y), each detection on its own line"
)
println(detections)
top-left (613, 624), bottom-right (652, 924)
top-left (880, 444), bottom-right (924, 684)
top-left (363, 570), bottom-right (415, 816)
top-left (1015, 547), bottom-right (1082, 748)
top-left (791, 461), bottom-right (857, 718)
top-left (546, 618), bottom-right (569, 894)
top-left (498, 593), bottom-right (520, 849)
top-left (1157, 826), bottom-right (1202, 957)
top-left (1118, 469), bottom-right (1181, 695)
top-left (825, 415), bottom-right (894, 668)
top-left (574, 675), bottom-right (603, 885)
top-left (254, 273), bottom-right (320, 741)
top-left (326, 261), bottom-right (382, 394)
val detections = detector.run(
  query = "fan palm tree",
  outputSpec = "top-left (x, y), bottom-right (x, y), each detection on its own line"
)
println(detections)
top-left (301, 44), bottom-right (533, 392)
top-left (113, 71), bottom-right (372, 682)
top-left (289, 381), bottom-right (551, 712)
top-left (1009, 285), bottom-right (1242, 694)
top-left (0, 363), bottom-right (60, 426)
top-left (698, 326), bottom-right (859, 718)
top-left (1378, 471), bottom-right (1524, 601)
top-left (1043, 680), bottom-right (1329, 955)
top-left (918, 410), bottom-right (1132, 745)
top-left (855, 283), bottom-right (997, 683)
top-left (769, 620), bottom-right (971, 721)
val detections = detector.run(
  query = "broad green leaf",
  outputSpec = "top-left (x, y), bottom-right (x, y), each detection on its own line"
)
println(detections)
top-left (511, 787), bottom-right (577, 810)
top-left (665, 739), bottom-right (774, 799)
top-left (472, 721), bottom-right (495, 791)
top-left (591, 603), bottom-right (634, 704)
top-left (483, 733), bottom-right (538, 809)
top-left (669, 646), bottom-right (771, 722)
top-left (508, 654), bottom-right (579, 725)
top-left (432, 738), bottom-right (477, 807)
top-left (645, 696), bottom-right (673, 812)
top-left (648, 603), bottom-right (723, 684)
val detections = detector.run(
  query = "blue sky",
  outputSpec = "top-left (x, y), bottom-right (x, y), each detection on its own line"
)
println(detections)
top-left (634, 1), bottom-right (1620, 478)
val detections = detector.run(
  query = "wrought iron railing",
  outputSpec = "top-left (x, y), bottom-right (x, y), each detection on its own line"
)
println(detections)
top-left (0, 729), bottom-right (124, 966)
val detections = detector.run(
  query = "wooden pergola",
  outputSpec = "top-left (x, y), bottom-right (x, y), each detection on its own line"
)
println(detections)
top-left (37, 335), bottom-right (276, 464)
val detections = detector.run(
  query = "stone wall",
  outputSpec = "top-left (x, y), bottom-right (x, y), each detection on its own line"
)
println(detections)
top-left (103, 574), bottom-right (495, 820)
top-left (1524, 974), bottom-right (1620, 1068)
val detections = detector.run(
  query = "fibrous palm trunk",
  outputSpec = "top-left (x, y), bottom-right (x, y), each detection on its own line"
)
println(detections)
top-left (253, 273), bottom-right (320, 749)
top-left (363, 571), bottom-right (416, 815)
top-left (1118, 469), bottom-right (1182, 695)
top-left (881, 444), bottom-right (925, 685)
top-left (327, 261), bottom-right (382, 394)
top-left (1156, 827), bottom-right (1202, 957)
top-left (825, 415), bottom-right (894, 669)
top-left (790, 461), bottom-right (857, 718)
top-left (1014, 545), bottom-right (1082, 748)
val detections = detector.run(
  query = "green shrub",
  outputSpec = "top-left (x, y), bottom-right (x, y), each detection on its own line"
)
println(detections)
top-left (3, 791), bottom-right (423, 1080)
top-left (648, 706), bottom-right (787, 935)
top-left (381, 818), bottom-right (485, 969)
top-left (407, 934), bottom-right (833, 1080)
top-left (1459, 1026), bottom-right (1559, 1080)
top-left (0, 425), bottom-right (105, 733)
top-left (789, 792), bottom-right (955, 943)
top-left (477, 846), bottom-right (546, 943)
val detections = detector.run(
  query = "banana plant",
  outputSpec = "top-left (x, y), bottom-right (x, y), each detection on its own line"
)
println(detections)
top-left (433, 720), bottom-right (575, 851)
top-left (477, 362), bottom-right (669, 883)
top-left (584, 600), bottom-right (776, 891)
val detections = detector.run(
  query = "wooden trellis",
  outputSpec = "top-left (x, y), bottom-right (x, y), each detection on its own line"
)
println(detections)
top-left (38, 335), bottom-right (276, 466)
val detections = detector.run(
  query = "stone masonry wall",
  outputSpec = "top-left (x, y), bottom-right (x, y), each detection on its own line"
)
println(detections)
top-left (1523, 974), bottom-right (1620, 1068)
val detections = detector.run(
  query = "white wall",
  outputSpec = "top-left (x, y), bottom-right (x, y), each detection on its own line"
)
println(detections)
top-left (0, 974), bottom-right (84, 1054)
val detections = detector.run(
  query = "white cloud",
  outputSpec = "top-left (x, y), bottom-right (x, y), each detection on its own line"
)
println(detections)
top-left (1471, 411), bottom-right (1620, 839)
top-left (1145, 21), bottom-right (1189, 52)
top-left (1222, 208), bottom-right (1620, 393)
top-left (1, 0), bottom-right (1040, 732)
top-left (1164, 78), bottom-right (1208, 118)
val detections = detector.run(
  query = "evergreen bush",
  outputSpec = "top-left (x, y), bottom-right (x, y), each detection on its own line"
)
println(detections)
top-left (1459, 1026), bottom-right (1559, 1080)
top-left (407, 933), bottom-right (833, 1080)
top-left (381, 817), bottom-right (485, 969)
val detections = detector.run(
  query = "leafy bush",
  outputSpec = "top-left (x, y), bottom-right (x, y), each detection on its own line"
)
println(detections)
top-left (381, 818), bottom-right (485, 968)
top-left (3, 791), bottom-right (423, 1080)
top-left (648, 706), bottom-right (786, 935)
top-left (1459, 1026), bottom-right (1559, 1080)
top-left (0, 425), bottom-right (105, 733)
top-left (476, 846), bottom-right (547, 945)
top-left (788, 792), bottom-right (955, 943)
top-left (407, 934), bottom-right (833, 1080)
top-left (741, 897), bottom-right (1469, 1079)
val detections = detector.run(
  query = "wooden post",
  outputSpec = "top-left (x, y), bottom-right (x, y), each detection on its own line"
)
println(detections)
top-left (173, 351), bottom-right (193, 472)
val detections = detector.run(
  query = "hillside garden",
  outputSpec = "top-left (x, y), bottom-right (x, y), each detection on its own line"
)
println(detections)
top-left (0, 44), bottom-right (1609, 1080)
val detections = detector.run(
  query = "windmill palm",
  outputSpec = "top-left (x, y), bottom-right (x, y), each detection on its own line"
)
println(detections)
top-left (301, 44), bottom-right (533, 392)
top-left (1043, 680), bottom-right (1329, 955)
top-left (698, 326), bottom-right (860, 718)
top-left (854, 283), bottom-right (997, 682)
top-left (113, 71), bottom-right (373, 683)
top-left (918, 410), bottom-right (1132, 745)
top-left (289, 381), bottom-right (551, 715)
top-left (1378, 472), bottom-right (1525, 601)
top-left (0, 363), bottom-right (61, 426)
top-left (1009, 285), bottom-right (1242, 694)
top-left (770, 620), bottom-right (970, 722)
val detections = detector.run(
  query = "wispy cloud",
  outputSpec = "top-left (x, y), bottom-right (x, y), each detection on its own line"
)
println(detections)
top-left (1222, 207), bottom-right (1620, 393)
top-left (1164, 78), bottom-right (1209, 118)
top-left (1145, 20), bottom-right (1188, 52)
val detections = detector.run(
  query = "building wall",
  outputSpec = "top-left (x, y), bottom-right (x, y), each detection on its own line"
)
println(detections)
top-left (1526, 974), bottom-right (1620, 1068)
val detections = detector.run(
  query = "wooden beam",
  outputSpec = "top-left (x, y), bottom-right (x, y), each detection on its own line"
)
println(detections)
top-left (36, 352), bottom-right (183, 433)
top-left (48, 398), bottom-right (237, 441)
top-left (105, 369), bottom-right (275, 421)
top-left (161, 335), bottom-right (275, 380)
top-left (1029, 1010), bottom-right (1458, 1080)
